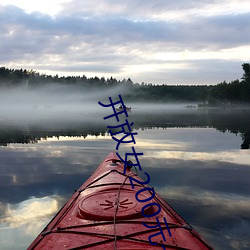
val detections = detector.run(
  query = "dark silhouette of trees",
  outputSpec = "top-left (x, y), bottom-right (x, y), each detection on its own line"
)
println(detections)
top-left (0, 63), bottom-right (250, 104)
top-left (208, 63), bottom-right (250, 105)
top-left (242, 63), bottom-right (250, 82)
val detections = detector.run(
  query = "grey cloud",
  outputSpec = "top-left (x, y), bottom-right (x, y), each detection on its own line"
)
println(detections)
top-left (185, 13), bottom-right (250, 49)
top-left (0, 3), bottom-right (249, 84)
top-left (38, 64), bottom-right (121, 74)
top-left (59, 0), bottom-right (216, 18)
top-left (1, 4), bottom-right (249, 50)
top-left (133, 59), bottom-right (244, 85)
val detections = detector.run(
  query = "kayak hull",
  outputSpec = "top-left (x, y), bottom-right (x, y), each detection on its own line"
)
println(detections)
top-left (28, 152), bottom-right (213, 249)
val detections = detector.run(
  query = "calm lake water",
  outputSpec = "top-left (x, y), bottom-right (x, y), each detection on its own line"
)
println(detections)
top-left (0, 104), bottom-right (250, 249)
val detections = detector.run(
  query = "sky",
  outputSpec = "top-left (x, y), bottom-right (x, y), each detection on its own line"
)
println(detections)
top-left (0, 0), bottom-right (250, 85)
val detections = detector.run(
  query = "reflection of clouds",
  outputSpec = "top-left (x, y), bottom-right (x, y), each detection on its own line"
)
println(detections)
top-left (136, 140), bottom-right (186, 150)
top-left (11, 175), bottom-right (17, 184)
top-left (158, 186), bottom-right (250, 216)
top-left (0, 202), bottom-right (7, 218)
top-left (194, 224), bottom-right (250, 250)
top-left (157, 186), bottom-right (250, 249)
top-left (150, 150), bottom-right (250, 166)
top-left (46, 149), bottom-right (65, 158)
top-left (0, 196), bottom-right (59, 230)
top-left (0, 127), bottom-right (249, 249)
top-left (4, 139), bottom-right (115, 177)
top-left (0, 196), bottom-right (62, 250)
top-left (0, 139), bottom-right (117, 205)
top-left (5, 128), bottom-right (245, 170)
top-left (128, 128), bottom-right (249, 166)
top-left (135, 127), bottom-right (243, 152)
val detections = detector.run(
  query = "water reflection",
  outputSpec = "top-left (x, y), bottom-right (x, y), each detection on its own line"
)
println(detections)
top-left (1, 196), bottom-right (59, 228)
top-left (0, 196), bottom-right (63, 250)
top-left (0, 108), bottom-right (250, 249)
top-left (0, 108), bottom-right (250, 149)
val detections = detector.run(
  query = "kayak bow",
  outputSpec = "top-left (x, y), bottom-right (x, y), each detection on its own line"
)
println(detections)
top-left (28, 152), bottom-right (213, 249)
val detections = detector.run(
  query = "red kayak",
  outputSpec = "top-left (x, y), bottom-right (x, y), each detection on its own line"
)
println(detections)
top-left (28, 152), bottom-right (213, 249)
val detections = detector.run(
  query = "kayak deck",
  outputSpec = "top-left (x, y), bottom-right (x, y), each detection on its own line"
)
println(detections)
top-left (28, 152), bottom-right (213, 249)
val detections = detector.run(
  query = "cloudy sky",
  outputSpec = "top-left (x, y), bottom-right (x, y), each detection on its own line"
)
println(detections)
top-left (0, 0), bottom-right (250, 85)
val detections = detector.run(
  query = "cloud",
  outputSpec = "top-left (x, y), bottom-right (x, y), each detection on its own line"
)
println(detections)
top-left (0, 1), bottom-right (250, 84)
top-left (157, 186), bottom-right (250, 216)
top-left (3, 4), bottom-right (249, 48)
top-left (58, 0), bottom-right (245, 19)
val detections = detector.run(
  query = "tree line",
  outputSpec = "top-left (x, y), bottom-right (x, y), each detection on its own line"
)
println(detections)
top-left (0, 63), bottom-right (249, 104)
top-left (208, 63), bottom-right (250, 105)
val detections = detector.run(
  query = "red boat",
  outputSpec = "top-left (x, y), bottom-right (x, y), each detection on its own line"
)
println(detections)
top-left (28, 152), bottom-right (213, 249)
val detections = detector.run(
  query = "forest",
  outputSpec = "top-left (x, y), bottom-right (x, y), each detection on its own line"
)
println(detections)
top-left (0, 63), bottom-right (250, 104)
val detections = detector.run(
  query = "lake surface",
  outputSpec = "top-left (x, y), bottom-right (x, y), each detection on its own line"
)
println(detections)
top-left (0, 105), bottom-right (250, 249)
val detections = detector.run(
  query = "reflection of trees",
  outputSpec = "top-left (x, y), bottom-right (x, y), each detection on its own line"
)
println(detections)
top-left (241, 134), bottom-right (250, 149)
top-left (0, 109), bottom-right (250, 149)
top-left (0, 132), bottom-right (38, 146)
top-left (130, 109), bottom-right (250, 149)
top-left (0, 123), bottom-right (108, 146)
top-left (131, 109), bottom-right (250, 149)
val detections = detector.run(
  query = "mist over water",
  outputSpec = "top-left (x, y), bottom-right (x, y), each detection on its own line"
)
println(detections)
top-left (0, 85), bottom-right (102, 122)
top-left (0, 84), bottom-right (198, 125)
top-left (1, 84), bottom-right (250, 149)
